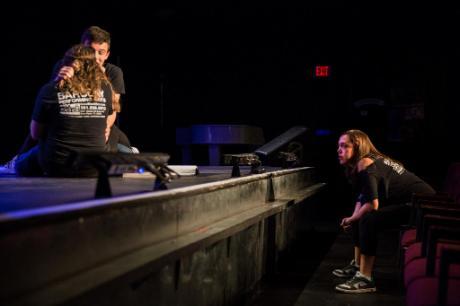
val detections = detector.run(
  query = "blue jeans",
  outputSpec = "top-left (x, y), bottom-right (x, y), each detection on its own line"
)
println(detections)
top-left (117, 143), bottom-right (136, 153)
top-left (15, 145), bottom-right (43, 176)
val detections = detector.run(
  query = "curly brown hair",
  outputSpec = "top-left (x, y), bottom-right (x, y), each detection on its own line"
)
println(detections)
top-left (58, 44), bottom-right (109, 100)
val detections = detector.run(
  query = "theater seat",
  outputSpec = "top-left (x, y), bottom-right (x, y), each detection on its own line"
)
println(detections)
top-left (406, 247), bottom-right (460, 306)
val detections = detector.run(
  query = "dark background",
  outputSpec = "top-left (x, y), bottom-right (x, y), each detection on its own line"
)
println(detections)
top-left (4, 2), bottom-right (460, 189)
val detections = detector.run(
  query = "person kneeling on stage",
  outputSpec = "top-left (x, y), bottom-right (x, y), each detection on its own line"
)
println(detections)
top-left (333, 129), bottom-right (434, 293)
top-left (15, 44), bottom-right (114, 177)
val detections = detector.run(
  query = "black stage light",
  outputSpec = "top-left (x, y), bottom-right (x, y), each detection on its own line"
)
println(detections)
top-left (224, 126), bottom-right (309, 177)
top-left (71, 152), bottom-right (178, 197)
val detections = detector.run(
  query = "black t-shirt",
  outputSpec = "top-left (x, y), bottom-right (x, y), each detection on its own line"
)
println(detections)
top-left (104, 63), bottom-right (125, 95)
top-left (357, 157), bottom-right (435, 207)
top-left (51, 60), bottom-right (125, 94)
top-left (32, 81), bottom-right (113, 176)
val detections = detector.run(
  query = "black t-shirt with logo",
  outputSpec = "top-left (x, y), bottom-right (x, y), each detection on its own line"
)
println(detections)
top-left (357, 157), bottom-right (435, 207)
top-left (32, 81), bottom-right (113, 176)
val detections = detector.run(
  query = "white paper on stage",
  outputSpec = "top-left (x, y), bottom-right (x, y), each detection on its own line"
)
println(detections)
top-left (122, 165), bottom-right (198, 178)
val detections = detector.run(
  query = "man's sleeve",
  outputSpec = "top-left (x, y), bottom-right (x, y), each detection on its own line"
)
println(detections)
top-left (107, 65), bottom-right (125, 95)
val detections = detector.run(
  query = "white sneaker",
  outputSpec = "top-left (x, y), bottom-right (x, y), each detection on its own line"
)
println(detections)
top-left (335, 271), bottom-right (377, 293)
top-left (332, 259), bottom-right (359, 278)
top-left (117, 144), bottom-right (140, 154)
top-left (0, 156), bottom-right (17, 174)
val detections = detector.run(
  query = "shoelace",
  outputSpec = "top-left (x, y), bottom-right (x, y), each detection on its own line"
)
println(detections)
top-left (346, 276), bottom-right (358, 285)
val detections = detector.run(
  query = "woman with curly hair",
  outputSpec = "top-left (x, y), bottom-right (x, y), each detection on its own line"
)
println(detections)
top-left (15, 44), bottom-right (113, 177)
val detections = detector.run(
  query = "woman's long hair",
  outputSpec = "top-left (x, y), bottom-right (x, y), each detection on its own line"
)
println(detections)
top-left (341, 129), bottom-right (400, 177)
top-left (58, 44), bottom-right (108, 100)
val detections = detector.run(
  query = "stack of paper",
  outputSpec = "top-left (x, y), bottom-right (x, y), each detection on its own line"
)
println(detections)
top-left (168, 165), bottom-right (199, 176)
top-left (122, 165), bottom-right (198, 178)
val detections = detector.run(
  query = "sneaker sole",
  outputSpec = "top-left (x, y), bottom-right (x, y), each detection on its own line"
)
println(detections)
top-left (332, 270), bottom-right (355, 278)
top-left (0, 167), bottom-right (16, 175)
top-left (335, 286), bottom-right (377, 294)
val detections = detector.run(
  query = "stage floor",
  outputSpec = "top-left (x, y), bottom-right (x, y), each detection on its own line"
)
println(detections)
top-left (0, 166), bottom-right (270, 214)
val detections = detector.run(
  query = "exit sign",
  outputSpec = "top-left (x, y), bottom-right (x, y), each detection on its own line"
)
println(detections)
top-left (314, 65), bottom-right (331, 78)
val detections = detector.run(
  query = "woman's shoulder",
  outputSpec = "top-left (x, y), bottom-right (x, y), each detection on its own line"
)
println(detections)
top-left (357, 157), bottom-right (375, 172)
top-left (42, 80), bottom-right (57, 89)
top-left (37, 81), bottom-right (58, 97)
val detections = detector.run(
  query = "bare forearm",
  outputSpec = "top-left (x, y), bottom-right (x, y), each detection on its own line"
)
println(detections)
top-left (343, 200), bottom-right (378, 227)
top-left (17, 134), bottom-right (38, 155)
top-left (352, 202), bottom-right (362, 216)
top-left (30, 120), bottom-right (44, 141)
top-left (107, 112), bottom-right (117, 128)
top-left (351, 203), bottom-right (374, 221)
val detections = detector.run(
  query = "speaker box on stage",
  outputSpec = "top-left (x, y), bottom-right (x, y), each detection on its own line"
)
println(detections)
top-left (254, 126), bottom-right (312, 168)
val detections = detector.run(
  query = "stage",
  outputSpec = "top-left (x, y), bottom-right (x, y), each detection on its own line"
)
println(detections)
top-left (0, 167), bottom-right (259, 214)
top-left (0, 166), bottom-right (325, 306)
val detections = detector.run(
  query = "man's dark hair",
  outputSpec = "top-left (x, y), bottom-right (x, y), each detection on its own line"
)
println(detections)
top-left (81, 26), bottom-right (111, 49)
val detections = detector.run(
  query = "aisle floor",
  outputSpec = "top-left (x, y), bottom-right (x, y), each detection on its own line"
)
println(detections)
top-left (251, 225), bottom-right (405, 306)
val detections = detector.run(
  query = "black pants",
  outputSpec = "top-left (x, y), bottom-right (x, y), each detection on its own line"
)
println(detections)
top-left (107, 125), bottom-right (131, 152)
top-left (15, 145), bottom-right (42, 176)
top-left (352, 204), bottom-right (412, 256)
top-left (15, 145), bottom-right (98, 177)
